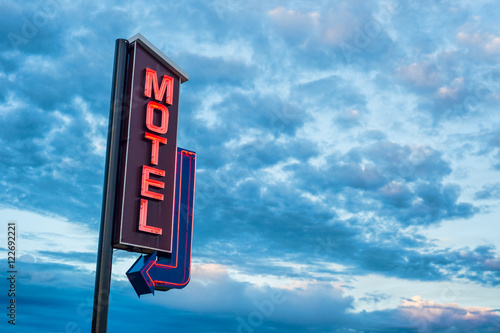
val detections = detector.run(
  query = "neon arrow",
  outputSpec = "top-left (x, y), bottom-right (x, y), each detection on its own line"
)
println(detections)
top-left (127, 149), bottom-right (196, 296)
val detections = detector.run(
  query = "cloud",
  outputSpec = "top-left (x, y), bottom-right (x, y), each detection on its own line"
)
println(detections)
top-left (397, 296), bottom-right (500, 333)
top-left (457, 31), bottom-right (500, 58)
top-left (265, 1), bottom-right (397, 67)
top-left (475, 182), bottom-right (500, 200)
top-left (292, 140), bottom-right (475, 227)
top-left (1, 253), bottom-right (356, 332)
top-left (474, 129), bottom-right (500, 170)
top-left (348, 296), bottom-right (500, 333)
top-left (0, 208), bottom-right (96, 253)
top-left (2, 0), bottom-right (500, 332)
top-left (3, 256), bottom-right (499, 333)
top-left (452, 245), bottom-right (500, 286)
top-left (267, 7), bottom-right (320, 41)
top-left (397, 62), bottom-right (441, 89)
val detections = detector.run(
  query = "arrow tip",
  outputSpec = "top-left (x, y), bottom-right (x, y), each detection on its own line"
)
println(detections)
top-left (126, 251), bottom-right (157, 296)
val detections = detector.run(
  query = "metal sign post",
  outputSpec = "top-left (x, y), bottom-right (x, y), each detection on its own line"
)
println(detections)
top-left (91, 38), bottom-right (129, 333)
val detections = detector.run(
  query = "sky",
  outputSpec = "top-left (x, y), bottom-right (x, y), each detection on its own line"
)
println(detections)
top-left (1, 0), bottom-right (500, 332)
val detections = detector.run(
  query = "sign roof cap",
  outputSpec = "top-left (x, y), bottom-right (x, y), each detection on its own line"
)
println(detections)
top-left (128, 33), bottom-right (189, 83)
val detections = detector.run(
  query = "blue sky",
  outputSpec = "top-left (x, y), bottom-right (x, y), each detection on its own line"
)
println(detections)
top-left (1, 0), bottom-right (500, 332)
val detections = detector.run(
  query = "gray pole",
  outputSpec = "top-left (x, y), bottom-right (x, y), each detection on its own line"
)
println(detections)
top-left (91, 38), bottom-right (129, 333)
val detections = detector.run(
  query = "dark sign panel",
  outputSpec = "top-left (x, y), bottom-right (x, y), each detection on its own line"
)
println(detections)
top-left (113, 34), bottom-right (189, 255)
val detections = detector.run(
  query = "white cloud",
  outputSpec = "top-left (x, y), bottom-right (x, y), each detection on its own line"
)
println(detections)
top-left (457, 31), bottom-right (500, 56)
top-left (345, 274), bottom-right (500, 313)
top-left (267, 4), bottom-right (366, 47)
top-left (193, 87), bottom-right (225, 128)
top-left (0, 91), bottom-right (28, 118)
top-left (396, 62), bottom-right (441, 88)
top-left (75, 95), bottom-right (107, 156)
top-left (399, 296), bottom-right (500, 331)
top-left (268, 6), bottom-right (320, 35)
top-left (0, 208), bottom-right (97, 270)
top-left (437, 77), bottom-right (464, 99)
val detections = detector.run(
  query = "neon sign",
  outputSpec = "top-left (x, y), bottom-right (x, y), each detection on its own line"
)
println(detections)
top-left (113, 34), bottom-right (189, 256)
top-left (110, 34), bottom-right (195, 295)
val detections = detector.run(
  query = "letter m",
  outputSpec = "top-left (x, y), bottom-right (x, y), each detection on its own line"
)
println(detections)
top-left (144, 68), bottom-right (174, 105)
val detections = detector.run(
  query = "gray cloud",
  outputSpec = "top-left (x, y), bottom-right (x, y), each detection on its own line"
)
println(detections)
top-left (1, 0), bottom-right (500, 331)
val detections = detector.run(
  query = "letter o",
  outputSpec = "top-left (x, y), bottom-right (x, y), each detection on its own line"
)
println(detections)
top-left (146, 101), bottom-right (169, 134)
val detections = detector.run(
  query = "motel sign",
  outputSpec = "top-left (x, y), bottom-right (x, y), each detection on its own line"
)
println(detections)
top-left (92, 33), bottom-right (196, 333)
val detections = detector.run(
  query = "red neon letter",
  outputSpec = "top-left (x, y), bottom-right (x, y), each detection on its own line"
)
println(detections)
top-left (146, 101), bottom-right (169, 134)
top-left (145, 132), bottom-right (167, 165)
top-left (138, 199), bottom-right (163, 235)
top-left (144, 68), bottom-right (174, 105)
top-left (141, 165), bottom-right (165, 201)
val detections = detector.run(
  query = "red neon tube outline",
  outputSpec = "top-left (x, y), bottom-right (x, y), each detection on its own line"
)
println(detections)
top-left (138, 199), bottom-right (163, 235)
top-left (145, 101), bottom-right (169, 134)
top-left (143, 150), bottom-right (196, 287)
top-left (144, 132), bottom-right (167, 165)
top-left (141, 165), bottom-right (165, 201)
top-left (144, 68), bottom-right (174, 105)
